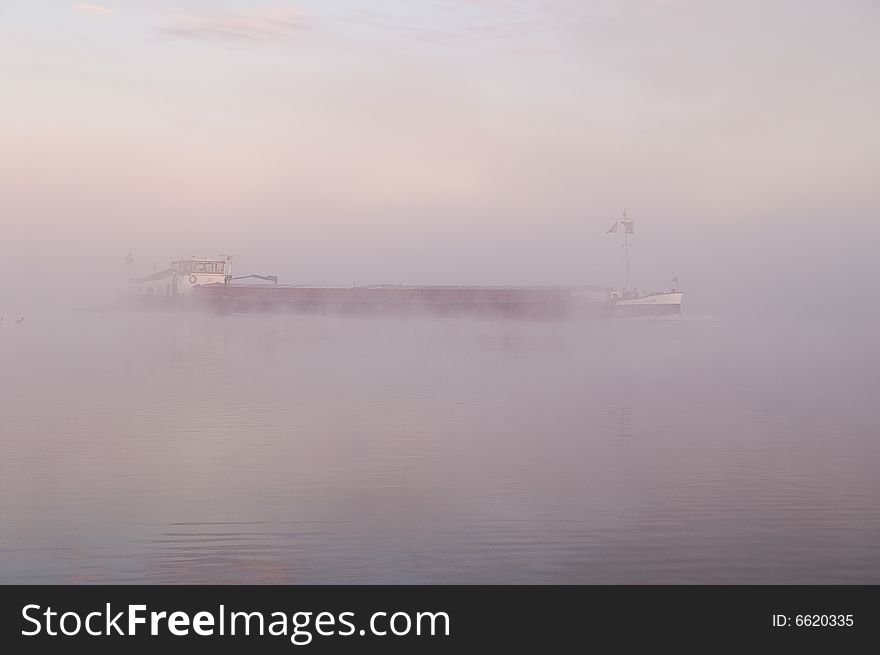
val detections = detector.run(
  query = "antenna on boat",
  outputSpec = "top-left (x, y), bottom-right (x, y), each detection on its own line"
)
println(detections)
top-left (606, 209), bottom-right (635, 293)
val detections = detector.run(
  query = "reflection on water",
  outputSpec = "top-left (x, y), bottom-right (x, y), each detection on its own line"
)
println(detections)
top-left (1, 310), bottom-right (878, 583)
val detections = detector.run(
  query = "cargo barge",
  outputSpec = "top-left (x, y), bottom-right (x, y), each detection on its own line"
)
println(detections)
top-left (122, 274), bottom-right (680, 318)
top-left (119, 211), bottom-right (682, 318)
top-left (121, 259), bottom-right (681, 319)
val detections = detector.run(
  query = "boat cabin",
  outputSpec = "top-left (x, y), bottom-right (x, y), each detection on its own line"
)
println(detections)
top-left (128, 256), bottom-right (230, 297)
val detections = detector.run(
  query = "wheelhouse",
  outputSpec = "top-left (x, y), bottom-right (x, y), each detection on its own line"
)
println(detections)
top-left (128, 256), bottom-right (231, 297)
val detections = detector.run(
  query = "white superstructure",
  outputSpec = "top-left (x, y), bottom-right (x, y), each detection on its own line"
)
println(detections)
top-left (127, 256), bottom-right (231, 297)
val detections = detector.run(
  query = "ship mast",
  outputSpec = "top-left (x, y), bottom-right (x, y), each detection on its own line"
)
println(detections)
top-left (124, 249), bottom-right (135, 281)
top-left (606, 209), bottom-right (635, 294)
top-left (623, 210), bottom-right (631, 293)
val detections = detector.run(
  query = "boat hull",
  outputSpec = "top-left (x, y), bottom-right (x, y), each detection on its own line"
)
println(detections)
top-left (614, 292), bottom-right (683, 317)
top-left (119, 286), bottom-right (682, 319)
top-left (189, 285), bottom-right (616, 319)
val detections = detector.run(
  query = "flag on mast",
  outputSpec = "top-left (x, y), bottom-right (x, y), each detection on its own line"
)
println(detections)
top-left (621, 208), bottom-right (634, 233)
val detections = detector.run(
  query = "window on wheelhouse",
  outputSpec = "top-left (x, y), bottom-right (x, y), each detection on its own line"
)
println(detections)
top-left (191, 261), bottom-right (223, 273)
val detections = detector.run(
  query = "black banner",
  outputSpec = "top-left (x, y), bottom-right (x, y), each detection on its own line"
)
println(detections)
top-left (1, 586), bottom-right (876, 651)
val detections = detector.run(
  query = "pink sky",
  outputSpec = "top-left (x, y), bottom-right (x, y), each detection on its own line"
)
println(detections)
top-left (1, 1), bottom-right (878, 310)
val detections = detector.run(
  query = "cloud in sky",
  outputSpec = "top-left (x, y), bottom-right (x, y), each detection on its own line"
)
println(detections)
top-left (342, 1), bottom-right (552, 49)
top-left (74, 3), bottom-right (113, 16)
top-left (158, 6), bottom-right (303, 42)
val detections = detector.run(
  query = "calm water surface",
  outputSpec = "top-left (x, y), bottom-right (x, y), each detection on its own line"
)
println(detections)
top-left (1, 310), bottom-right (878, 583)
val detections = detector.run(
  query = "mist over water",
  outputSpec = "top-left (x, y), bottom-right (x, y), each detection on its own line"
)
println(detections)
top-left (2, 310), bottom-right (877, 583)
top-left (2, 0), bottom-right (879, 586)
